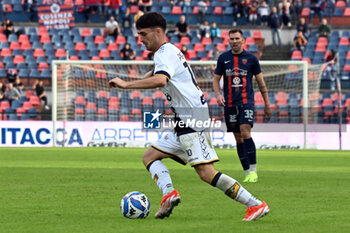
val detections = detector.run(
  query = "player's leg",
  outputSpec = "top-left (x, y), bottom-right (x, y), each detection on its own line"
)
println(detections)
top-left (234, 132), bottom-right (251, 179)
top-left (225, 107), bottom-right (250, 176)
top-left (144, 132), bottom-right (185, 219)
top-left (240, 124), bottom-right (258, 182)
top-left (194, 163), bottom-right (269, 221)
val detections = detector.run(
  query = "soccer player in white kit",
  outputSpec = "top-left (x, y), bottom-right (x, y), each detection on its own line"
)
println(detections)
top-left (109, 12), bottom-right (269, 221)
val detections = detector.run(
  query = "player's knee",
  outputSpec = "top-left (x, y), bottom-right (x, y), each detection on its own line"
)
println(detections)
top-left (195, 164), bottom-right (217, 183)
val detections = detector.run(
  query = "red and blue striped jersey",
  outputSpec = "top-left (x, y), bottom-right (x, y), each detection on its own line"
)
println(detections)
top-left (214, 49), bottom-right (261, 107)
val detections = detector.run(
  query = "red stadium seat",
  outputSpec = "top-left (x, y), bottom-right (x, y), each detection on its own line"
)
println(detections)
top-left (13, 55), bottom-right (25, 65)
top-left (40, 34), bottom-right (51, 44)
top-left (86, 102), bottom-right (97, 111)
top-left (75, 42), bottom-right (86, 51)
top-left (132, 90), bottom-right (142, 99)
top-left (291, 50), bottom-right (302, 60)
top-left (33, 48), bottom-right (45, 58)
top-left (252, 30), bottom-right (263, 39)
top-left (0, 101), bottom-right (10, 112)
top-left (339, 37), bottom-right (349, 46)
top-left (94, 35), bottom-right (105, 44)
top-left (107, 43), bottom-right (118, 51)
top-left (108, 96), bottom-right (120, 110)
top-left (344, 8), bottom-right (350, 16)
top-left (97, 108), bottom-right (107, 117)
top-left (301, 8), bottom-right (310, 17)
top-left (317, 37), bottom-right (328, 46)
top-left (97, 91), bottom-right (108, 99)
top-left (116, 36), bottom-right (126, 45)
top-left (119, 115), bottom-right (130, 121)
top-left (16, 107), bottom-right (26, 118)
top-left (29, 96), bottom-right (41, 107)
top-left (187, 50), bottom-right (197, 59)
top-left (70, 56), bottom-right (79, 60)
top-left (193, 43), bottom-right (205, 52)
top-left (180, 37), bottom-right (191, 45)
top-left (38, 62), bottom-right (49, 72)
top-left (201, 37), bottom-right (212, 45)
top-left (10, 42), bottom-right (20, 50)
top-left (245, 37), bottom-right (255, 46)
top-left (213, 6), bottom-right (223, 15)
top-left (315, 44), bottom-right (326, 52)
top-left (75, 96), bottom-right (86, 105)
top-left (153, 90), bottom-right (164, 99)
top-left (22, 101), bottom-right (33, 111)
top-left (99, 49), bottom-right (110, 58)
top-left (81, 28), bottom-right (91, 37)
top-left (55, 49), bottom-right (66, 58)
top-left (192, 6), bottom-right (199, 14)
top-left (0, 34), bottom-right (7, 42)
top-left (75, 108), bottom-right (85, 116)
top-left (0, 48), bottom-right (12, 57)
top-left (129, 5), bottom-right (139, 14)
top-left (142, 97), bottom-right (153, 106)
top-left (21, 42), bottom-right (32, 50)
top-left (335, 1), bottom-right (346, 9)
top-left (172, 6), bottom-right (182, 14)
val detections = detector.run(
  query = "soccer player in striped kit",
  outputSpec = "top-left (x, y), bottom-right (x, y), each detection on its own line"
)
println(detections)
top-left (213, 29), bottom-right (271, 183)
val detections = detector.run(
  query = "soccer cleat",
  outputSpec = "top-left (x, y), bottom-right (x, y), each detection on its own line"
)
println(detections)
top-left (154, 189), bottom-right (181, 219)
top-left (242, 201), bottom-right (269, 221)
top-left (248, 171), bottom-right (258, 183)
top-left (243, 174), bottom-right (251, 183)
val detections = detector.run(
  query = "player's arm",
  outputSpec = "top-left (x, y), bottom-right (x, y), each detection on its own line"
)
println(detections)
top-left (109, 74), bottom-right (167, 89)
top-left (255, 72), bottom-right (272, 120)
top-left (213, 73), bottom-right (225, 107)
top-left (142, 68), bottom-right (155, 79)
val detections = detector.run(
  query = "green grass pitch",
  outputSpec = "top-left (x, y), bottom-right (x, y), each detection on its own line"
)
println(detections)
top-left (0, 148), bottom-right (350, 233)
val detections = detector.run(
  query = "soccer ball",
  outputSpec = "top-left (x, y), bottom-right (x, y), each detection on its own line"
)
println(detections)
top-left (120, 191), bottom-right (151, 219)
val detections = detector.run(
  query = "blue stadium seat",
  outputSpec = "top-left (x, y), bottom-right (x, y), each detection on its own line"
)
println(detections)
top-left (11, 100), bottom-right (22, 110)
top-left (29, 35), bottom-right (40, 43)
top-left (76, 89), bottom-right (85, 97)
top-left (29, 69), bottom-right (40, 79)
top-left (223, 7), bottom-right (233, 15)
top-left (92, 28), bottom-right (102, 36)
top-left (27, 108), bottom-right (38, 119)
top-left (23, 49), bottom-right (33, 57)
top-left (86, 70), bottom-right (95, 79)
top-left (19, 68), bottom-right (29, 78)
top-left (333, 8), bottom-right (344, 16)
top-left (161, 6), bottom-right (172, 14)
top-left (40, 69), bottom-right (51, 79)
top-left (248, 44), bottom-right (258, 53)
top-left (28, 27), bottom-right (37, 35)
top-left (97, 43), bottom-right (107, 50)
top-left (16, 63), bottom-right (26, 70)
top-left (84, 36), bottom-right (94, 44)
top-left (32, 41), bottom-right (42, 49)
top-left (0, 69), bottom-right (6, 78)
top-left (5, 61), bottom-right (15, 69)
top-left (0, 42), bottom-right (9, 49)
top-left (12, 49), bottom-right (22, 56)
top-left (27, 62), bottom-right (37, 69)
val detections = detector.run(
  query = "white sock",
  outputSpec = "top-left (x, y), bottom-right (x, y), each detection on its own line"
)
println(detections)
top-left (250, 164), bottom-right (257, 173)
top-left (244, 169), bottom-right (250, 175)
top-left (215, 173), bottom-right (262, 207)
top-left (148, 160), bottom-right (174, 196)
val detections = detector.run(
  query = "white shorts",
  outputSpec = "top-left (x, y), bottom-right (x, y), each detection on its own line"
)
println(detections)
top-left (152, 131), bottom-right (219, 166)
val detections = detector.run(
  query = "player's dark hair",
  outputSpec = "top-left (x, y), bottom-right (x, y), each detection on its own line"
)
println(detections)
top-left (136, 12), bottom-right (167, 31)
top-left (229, 29), bottom-right (244, 37)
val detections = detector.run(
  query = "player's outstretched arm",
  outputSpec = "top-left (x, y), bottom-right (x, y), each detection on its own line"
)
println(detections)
top-left (109, 75), bottom-right (167, 89)
top-left (255, 73), bottom-right (271, 120)
top-left (213, 74), bottom-right (225, 107)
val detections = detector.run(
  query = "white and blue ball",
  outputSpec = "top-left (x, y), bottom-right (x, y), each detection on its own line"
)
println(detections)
top-left (120, 191), bottom-right (150, 219)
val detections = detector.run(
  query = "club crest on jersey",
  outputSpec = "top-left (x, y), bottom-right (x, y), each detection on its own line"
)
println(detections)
top-left (233, 77), bottom-right (240, 85)
top-left (242, 59), bottom-right (247, 64)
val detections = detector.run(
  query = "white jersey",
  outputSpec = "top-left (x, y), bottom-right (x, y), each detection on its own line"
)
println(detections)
top-left (153, 43), bottom-right (210, 131)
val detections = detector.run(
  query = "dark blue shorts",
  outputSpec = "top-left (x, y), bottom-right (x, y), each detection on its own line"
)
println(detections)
top-left (224, 105), bottom-right (255, 132)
